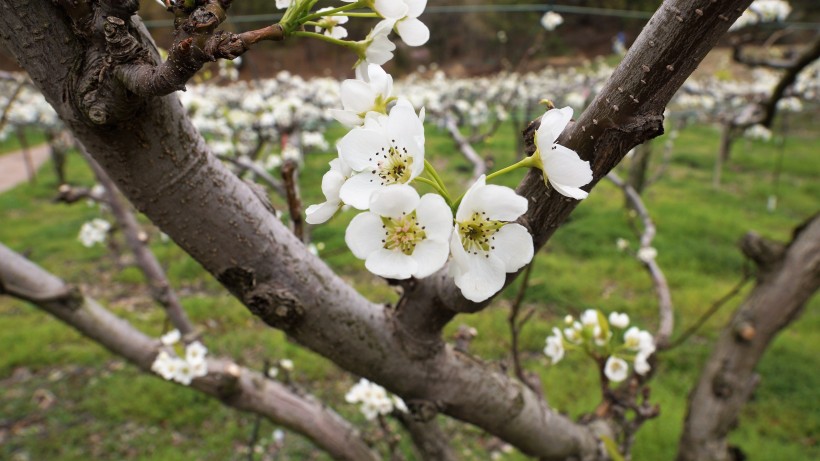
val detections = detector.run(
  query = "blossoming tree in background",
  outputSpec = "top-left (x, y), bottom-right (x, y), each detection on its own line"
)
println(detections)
top-left (0, 1), bottom-right (818, 461)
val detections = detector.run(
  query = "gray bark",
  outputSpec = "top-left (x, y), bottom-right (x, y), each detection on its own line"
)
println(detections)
top-left (0, 0), bottom-right (752, 458)
top-left (0, 243), bottom-right (378, 461)
top-left (677, 215), bottom-right (820, 461)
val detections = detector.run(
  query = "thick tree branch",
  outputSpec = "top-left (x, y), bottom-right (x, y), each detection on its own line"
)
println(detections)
top-left (0, 242), bottom-right (378, 461)
top-left (677, 214), bottom-right (820, 461)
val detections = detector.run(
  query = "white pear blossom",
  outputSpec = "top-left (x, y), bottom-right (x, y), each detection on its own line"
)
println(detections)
top-left (744, 124), bottom-right (772, 141)
top-left (604, 356), bottom-right (629, 382)
top-left (151, 351), bottom-right (178, 380)
top-left (357, 19), bottom-right (397, 68)
top-left (345, 378), bottom-right (401, 420)
top-left (450, 175), bottom-right (534, 302)
top-left (637, 246), bottom-right (658, 263)
top-left (280, 359), bottom-right (294, 371)
top-left (346, 185), bottom-right (452, 279)
top-left (392, 0), bottom-right (430, 47)
top-left (343, 0), bottom-right (408, 20)
top-left (544, 328), bottom-right (565, 364)
top-left (306, 158), bottom-right (353, 224)
top-left (609, 312), bottom-right (630, 329)
top-left (78, 218), bottom-right (111, 248)
top-left (540, 11), bottom-right (564, 31)
top-left (580, 309), bottom-right (599, 327)
top-left (634, 352), bottom-right (651, 375)
top-left (337, 99), bottom-right (425, 209)
top-left (532, 107), bottom-right (593, 199)
top-left (275, 0), bottom-right (292, 10)
top-left (185, 341), bottom-right (208, 364)
top-left (616, 238), bottom-right (630, 251)
top-left (160, 329), bottom-right (181, 346)
top-left (329, 64), bottom-right (394, 127)
top-left (314, 7), bottom-right (349, 39)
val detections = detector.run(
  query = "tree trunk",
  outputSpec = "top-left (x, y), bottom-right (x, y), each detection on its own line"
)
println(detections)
top-left (677, 215), bottom-right (820, 461)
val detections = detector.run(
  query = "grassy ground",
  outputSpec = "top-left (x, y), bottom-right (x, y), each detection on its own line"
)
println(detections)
top-left (0, 115), bottom-right (818, 460)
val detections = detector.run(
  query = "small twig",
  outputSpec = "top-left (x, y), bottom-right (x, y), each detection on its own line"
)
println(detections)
top-left (281, 158), bottom-right (305, 243)
top-left (664, 266), bottom-right (753, 350)
top-left (377, 414), bottom-right (404, 461)
top-left (608, 172), bottom-right (674, 348)
top-left (79, 146), bottom-right (196, 337)
top-left (246, 359), bottom-right (271, 461)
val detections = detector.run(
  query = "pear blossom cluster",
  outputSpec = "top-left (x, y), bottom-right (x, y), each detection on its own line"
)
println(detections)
top-left (345, 378), bottom-right (407, 420)
top-left (293, 3), bottom-right (594, 302)
top-left (151, 329), bottom-right (209, 385)
top-left (78, 218), bottom-right (111, 248)
top-left (544, 310), bottom-right (656, 383)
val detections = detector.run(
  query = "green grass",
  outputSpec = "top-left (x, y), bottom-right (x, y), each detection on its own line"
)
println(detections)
top-left (0, 127), bottom-right (45, 155)
top-left (1, 113), bottom-right (818, 460)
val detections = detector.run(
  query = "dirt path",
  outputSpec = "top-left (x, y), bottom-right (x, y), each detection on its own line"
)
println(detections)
top-left (0, 145), bottom-right (51, 193)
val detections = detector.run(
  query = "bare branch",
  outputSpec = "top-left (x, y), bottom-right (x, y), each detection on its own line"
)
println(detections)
top-left (0, 242), bottom-right (378, 461)
top-left (607, 172), bottom-right (674, 348)
top-left (444, 114), bottom-right (487, 180)
top-left (281, 159), bottom-right (306, 242)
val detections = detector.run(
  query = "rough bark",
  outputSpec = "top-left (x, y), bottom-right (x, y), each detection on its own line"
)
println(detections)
top-left (677, 215), bottom-right (820, 461)
top-left (0, 243), bottom-right (378, 461)
top-left (0, 0), bottom-right (752, 459)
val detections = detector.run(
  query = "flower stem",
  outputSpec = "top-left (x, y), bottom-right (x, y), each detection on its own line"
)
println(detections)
top-left (414, 177), bottom-right (452, 205)
top-left (485, 156), bottom-right (536, 182)
top-left (291, 31), bottom-right (358, 49)
top-left (424, 159), bottom-right (449, 197)
top-left (301, 2), bottom-right (363, 22)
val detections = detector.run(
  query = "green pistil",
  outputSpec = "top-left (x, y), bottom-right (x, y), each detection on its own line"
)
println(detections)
top-left (381, 212), bottom-right (426, 255)
top-left (458, 211), bottom-right (505, 255)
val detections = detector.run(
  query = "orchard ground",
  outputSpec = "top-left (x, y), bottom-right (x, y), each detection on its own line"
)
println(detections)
top-left (1, 111), bottom-right (818, 458)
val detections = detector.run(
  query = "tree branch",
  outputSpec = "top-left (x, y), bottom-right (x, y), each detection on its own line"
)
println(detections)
top-left (677, 214), bottom-right (820, 461)
top-left (0, 242), bottom-right (378, 461)
top-left (607, 172), bottom-right (674, 348)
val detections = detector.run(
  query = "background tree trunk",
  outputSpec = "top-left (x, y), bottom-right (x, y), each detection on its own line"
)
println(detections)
top-left (677, 215), bottom-right (820, 461)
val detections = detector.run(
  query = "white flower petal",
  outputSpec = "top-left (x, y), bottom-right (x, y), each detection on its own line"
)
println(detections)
top-left (366, 248), bottom-right (417, 279)
top-left (410, 239), bottom-right (449, 278)
top-left (369, 185), bottom-right (419, 219)
top-left (337, 128), bottom-right (389, 171)
top-left (346, 212), bottom-right (385, 258)
top-left (367, 65), bottom-right (393, 100)
top-left (536, 106), bottom-right (573, 148)
top-left (405, 0), bottom-right (427, 18)
top-left (329, 109), bottom-right (365, 128)
top-left (416, 193), bottom-right (453, 240)
top-left (543, 144), bottom-right (593, 189)
top-left (456, 175), bottom-right (486, 221)
top-left (305, 201), bottom-right (341, 224)
top-left (374, 0), bottom-right (408, 19)
top-left (397, 17), bottom-right (430, 47)
top-left (551, 182), bottom-right (589, 200)
top-left (471, 184), bottom-right (528, 221)
top-left (491, 224), bottom-right (533, 272)
top-left (321, 169), bottom-right (346, 200)
top-left (450, 234), bottom-right (506, 302)
top-left (341, 80), bottom-right (377, 114)
top-left (339, 172), bottom-right (383, 210)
